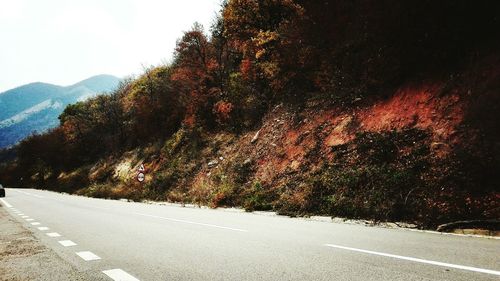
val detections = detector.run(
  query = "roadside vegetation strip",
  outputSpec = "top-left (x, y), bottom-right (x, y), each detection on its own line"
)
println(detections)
top-left (102, 269), bottom-right (140, 281)
top-left (324, 244), bottom-right (500, 276)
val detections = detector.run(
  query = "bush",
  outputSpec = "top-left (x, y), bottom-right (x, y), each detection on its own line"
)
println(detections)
top-left (243, 182), bottom-right (273, 211)
top-left (274, 128), bottom-right (432, 221)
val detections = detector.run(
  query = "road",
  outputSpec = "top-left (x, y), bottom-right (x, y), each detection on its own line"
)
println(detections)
top-left (0, 188), bottom-right (499, 281)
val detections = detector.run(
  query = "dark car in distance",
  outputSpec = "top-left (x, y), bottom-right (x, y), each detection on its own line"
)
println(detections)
top-left (0, 184), bottom-right (5, 197)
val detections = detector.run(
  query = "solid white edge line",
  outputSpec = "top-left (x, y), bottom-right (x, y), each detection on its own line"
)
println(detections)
top-left (58, 240), bottom-right (77, 247)
top-left (0, 198), bottom-right (12, 208)
top-left (133, 212), bottom-right (248, 232)
top-left (324, 244), bottom-right (500, 276)
top-left (102, 269), bottom-right (140, 281)
top-left (76, 251), bottom-right (101, 261)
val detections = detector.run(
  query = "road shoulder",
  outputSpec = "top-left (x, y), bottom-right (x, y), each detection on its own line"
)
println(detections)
top-left (0, 205), bottom-right (93, 281)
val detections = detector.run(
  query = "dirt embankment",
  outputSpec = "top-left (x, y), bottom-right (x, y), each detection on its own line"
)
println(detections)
top-left (43, 56), bottom-right (500, 228)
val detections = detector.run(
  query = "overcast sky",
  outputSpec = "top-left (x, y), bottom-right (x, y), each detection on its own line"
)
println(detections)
top-left (0, 0), bottom-right (221, 92)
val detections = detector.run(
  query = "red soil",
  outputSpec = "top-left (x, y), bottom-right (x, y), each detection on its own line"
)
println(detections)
top-left (249, 82), bottom-right (467, 184)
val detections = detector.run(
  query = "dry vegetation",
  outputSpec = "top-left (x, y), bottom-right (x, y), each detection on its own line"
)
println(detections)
top-left (1, 0), bottom-right (499, 228)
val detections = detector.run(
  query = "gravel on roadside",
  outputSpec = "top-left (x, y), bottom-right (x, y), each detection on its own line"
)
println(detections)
top-left (0, 206), bottom-right (95, 281)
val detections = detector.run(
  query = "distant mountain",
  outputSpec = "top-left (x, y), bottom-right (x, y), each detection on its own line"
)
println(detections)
top-left (0, 74), bottom-right (120, 148)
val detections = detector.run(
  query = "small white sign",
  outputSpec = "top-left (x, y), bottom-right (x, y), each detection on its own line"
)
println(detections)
top-left (137, 172), bottom-right (145, 182)
top-left (138, 164), bottom-right (145, 172)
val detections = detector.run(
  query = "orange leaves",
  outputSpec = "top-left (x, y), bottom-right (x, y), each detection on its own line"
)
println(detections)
top-left (207, 58), bottom-right (219, 72)
top-left (174, 23), bottom-right (209, 70)
top-left (213, 100), bottom-right (234, 124)
top-left (239, 59), bottom-right (254, 80)
top-left (253, 30), bottom-right (279, 59)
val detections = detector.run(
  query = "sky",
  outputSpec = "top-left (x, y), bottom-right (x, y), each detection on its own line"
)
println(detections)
top-left (0, 0), bottom-right (221, 92)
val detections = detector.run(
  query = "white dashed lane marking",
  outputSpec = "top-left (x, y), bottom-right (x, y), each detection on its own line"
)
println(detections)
top-left (58, 240), bottom-right (77, 247)
top-left (324, 244), bottom-right (500, 276)
top-left (76, 251), bottom-right (101, 261)
top-left (7, 191), bottom-right (146, 278)
top-left (103, 269), bottom-right (140, 281)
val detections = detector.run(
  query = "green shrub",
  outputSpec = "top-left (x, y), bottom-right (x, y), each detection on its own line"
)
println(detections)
top-left (243, 182), bottom-right (273, 211)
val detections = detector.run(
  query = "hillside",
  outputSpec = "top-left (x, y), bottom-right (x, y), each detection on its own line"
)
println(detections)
top-left (0, 75), bottom-right (120, 148)
top-left (0, 1), bottom-right (499, 229)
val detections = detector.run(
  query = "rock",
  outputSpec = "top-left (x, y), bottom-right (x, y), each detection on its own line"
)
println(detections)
top-left (243, 158), bottom-right (252, 165)
top-left (385, 222), bottom-right (398, 228)
top-left (430, 142), bottom-right (445, 150)
top-left (219, 156), bottom-right (224, 161)
top-left (251, 129), bottom-right (261, 143)
top-left (331, 217), bottom-right (346, 223)
top-left (207, 160), bottom-right (219, 168)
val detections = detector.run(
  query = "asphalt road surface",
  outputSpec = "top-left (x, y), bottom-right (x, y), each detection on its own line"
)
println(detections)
top-left (1, 188), bottom-right (499, 281)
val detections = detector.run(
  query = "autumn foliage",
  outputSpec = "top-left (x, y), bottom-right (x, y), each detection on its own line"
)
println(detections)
top-left (2, 0), bottom-right (499, 226)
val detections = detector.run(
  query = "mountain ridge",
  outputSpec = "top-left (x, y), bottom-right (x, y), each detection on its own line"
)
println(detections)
top-left (0, 74), bottom-right (120, 148)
